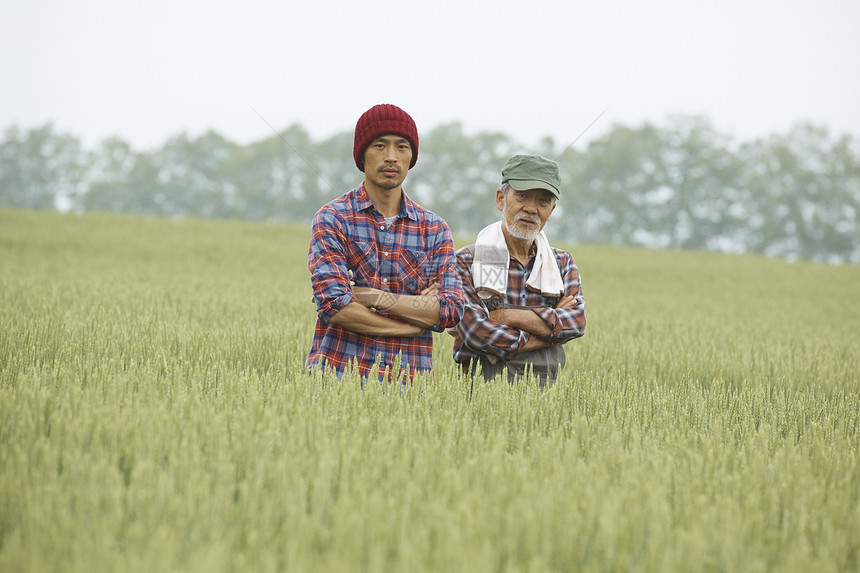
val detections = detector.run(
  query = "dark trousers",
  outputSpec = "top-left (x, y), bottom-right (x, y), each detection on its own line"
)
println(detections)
top-left (469, 345), bottom-right (566, 389)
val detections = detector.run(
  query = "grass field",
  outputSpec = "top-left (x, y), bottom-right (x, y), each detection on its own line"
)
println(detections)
top-left (1, 207), bottom-right (858, 572)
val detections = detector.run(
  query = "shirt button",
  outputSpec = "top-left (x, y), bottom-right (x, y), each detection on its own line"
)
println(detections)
top-left (383, 278), bottom-right (388, 283)
top-left (383, 252), bottom-right (389, 256)
top-left (379, 226), bottom-right (385, 230)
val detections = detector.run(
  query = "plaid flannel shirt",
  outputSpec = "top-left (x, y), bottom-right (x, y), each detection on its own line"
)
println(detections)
top-left (452, 242), bottom-right (585, 366)
top-left (307, 184), bottom-right (464, 378)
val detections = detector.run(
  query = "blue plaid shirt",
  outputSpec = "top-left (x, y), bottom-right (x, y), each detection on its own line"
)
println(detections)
top-left (307, 184), bottom-right (464, 377)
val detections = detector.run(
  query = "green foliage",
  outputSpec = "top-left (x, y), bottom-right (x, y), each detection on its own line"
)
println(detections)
top-left (409, 122), bottom-right (520, 227)
top-left (0, 124), bottom-right (85, 209)
top-left (1, 118), bottom-right (858, 263)
top-left (1, 209), bottom-right (859, 572)
top-left (737, 124), bottom-right (860, 262)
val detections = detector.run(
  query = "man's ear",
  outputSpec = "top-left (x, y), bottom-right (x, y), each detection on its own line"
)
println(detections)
top-left (495, 188), bottom-right (505, 211)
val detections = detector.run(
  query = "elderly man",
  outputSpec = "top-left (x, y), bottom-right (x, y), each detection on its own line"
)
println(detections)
top-left (307, 104), bottom-right (464, 380)
top-left (451, 154), bottom-right (586, 387)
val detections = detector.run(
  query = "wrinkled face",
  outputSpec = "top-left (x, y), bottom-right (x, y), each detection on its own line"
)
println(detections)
top-left (497, 186), bottom-right (556, 241)
top-left (362, 135), bottom-right (413, 191)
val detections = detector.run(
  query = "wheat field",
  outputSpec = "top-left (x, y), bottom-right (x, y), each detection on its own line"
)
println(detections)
top-left (1, 208), bottom-right (858, 572)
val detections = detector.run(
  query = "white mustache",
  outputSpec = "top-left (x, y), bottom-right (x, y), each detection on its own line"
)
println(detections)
top-left (515, 215), bottom-right (540, 225)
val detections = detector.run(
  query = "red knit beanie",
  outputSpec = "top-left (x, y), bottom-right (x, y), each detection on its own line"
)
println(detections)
top-left (353, 104), bottom-right (419, 172)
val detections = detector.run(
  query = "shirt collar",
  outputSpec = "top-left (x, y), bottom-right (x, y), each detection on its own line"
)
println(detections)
top-left (355, 183), bottom-right (418, 221)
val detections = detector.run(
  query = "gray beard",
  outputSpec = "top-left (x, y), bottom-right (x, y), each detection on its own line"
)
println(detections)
top-left (501, 200), bottom-right (540, 242)
top-left (502, 218), bottom-right (539, 241)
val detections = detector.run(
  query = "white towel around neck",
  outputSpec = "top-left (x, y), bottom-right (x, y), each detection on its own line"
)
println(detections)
top-left (471, 221), bottom-right (564, 299)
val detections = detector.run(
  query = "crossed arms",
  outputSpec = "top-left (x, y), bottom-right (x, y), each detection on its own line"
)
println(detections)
top-left (330, 284), bottom-right (441, 337)
top-left (337, 281), bottom-right (579, 344)
top-left (484, 295), bottom-right (581, 352)
top-left (453, 248), bottom-right (586, 361)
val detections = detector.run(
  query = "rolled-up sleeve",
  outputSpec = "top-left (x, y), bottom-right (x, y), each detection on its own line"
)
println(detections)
top-left (429, 224), bottom-right (464, 331)
top-left (532, 251), bottom-right (586, 344)
top-left (308, 207), bottom-right (354, 322)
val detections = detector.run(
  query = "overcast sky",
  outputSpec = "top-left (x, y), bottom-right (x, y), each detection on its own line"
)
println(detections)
top-left (2, 0), bottom-right (858, 151)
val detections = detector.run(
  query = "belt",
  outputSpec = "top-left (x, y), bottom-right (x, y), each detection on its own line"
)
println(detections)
top-left (484, 296), bottom-right (556, 312)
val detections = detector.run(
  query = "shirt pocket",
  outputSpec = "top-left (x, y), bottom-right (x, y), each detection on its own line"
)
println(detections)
top-left (396, 249), bottom-right (430, 293)
top-left (347, 240), bottom-right (378, 285)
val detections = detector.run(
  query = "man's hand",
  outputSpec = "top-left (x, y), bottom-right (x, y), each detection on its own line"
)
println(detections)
top-left (555, 294), bottom-right (578, 309)
top-left (518, 334), bottom-right (556, 353)
top-left (352, 286), bottom-right (397, 312)
top-left (420, 283), bottom-right (440, 296)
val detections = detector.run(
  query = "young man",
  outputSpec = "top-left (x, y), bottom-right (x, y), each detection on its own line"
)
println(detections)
top-left (306, 104), bottom-right (464, 380)
top-left (451, 154), bottom-right (586, 387)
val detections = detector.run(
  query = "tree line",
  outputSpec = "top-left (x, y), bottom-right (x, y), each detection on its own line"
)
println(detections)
top-left (1, 116), bottom-right (858, 264)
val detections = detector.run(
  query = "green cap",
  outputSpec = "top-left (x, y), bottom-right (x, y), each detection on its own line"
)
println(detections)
top-left (501, 154), bottom-right (561, 199)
